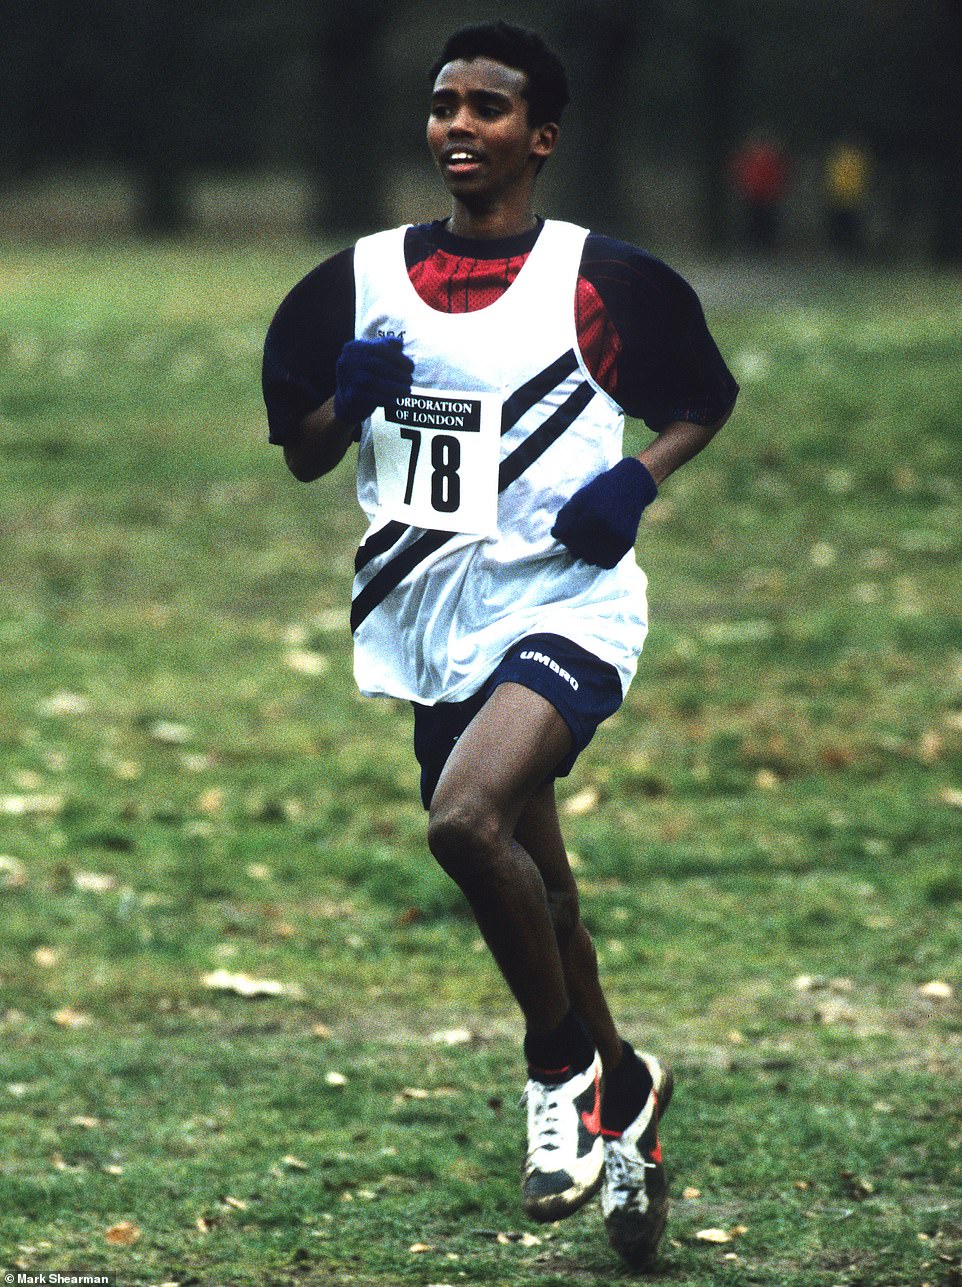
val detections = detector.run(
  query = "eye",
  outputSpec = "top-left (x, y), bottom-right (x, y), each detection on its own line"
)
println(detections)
top-left (430, 99), bottom-right (453, 119)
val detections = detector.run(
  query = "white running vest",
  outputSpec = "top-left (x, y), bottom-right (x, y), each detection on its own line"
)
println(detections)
top-left (350, 219), bottom-right (648, 704)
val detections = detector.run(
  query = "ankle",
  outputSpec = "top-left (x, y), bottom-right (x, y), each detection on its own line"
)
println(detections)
top-left (525, 1008), bottom-right (595, 1080)
top-left (601, 1042), bottom-right (653, 1134)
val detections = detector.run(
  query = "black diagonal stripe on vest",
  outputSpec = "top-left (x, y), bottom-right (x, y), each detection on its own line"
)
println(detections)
top-left (350, 362), bottom-right (593, 634)
top-left (498, 380), bottom-right (596, 491)
top-left (355, 519), bottom-right (409, 573)
top-left (354, 351), bottom-right (580, 575)
top-left (350, 527), bottom-right (451, 632)
top-left (500, 349), bottom-right (579, 435)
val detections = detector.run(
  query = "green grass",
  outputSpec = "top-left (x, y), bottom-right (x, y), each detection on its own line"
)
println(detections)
top-left (1, 242), bottom-right (961, 1286)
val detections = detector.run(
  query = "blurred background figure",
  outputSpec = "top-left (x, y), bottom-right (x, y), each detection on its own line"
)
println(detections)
top-left (822, 136), bottom-right (872, 257)
top-left (729, 132), bottom-right (790, 253)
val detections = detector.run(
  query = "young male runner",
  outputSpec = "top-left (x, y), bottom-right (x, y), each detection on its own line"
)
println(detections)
top-left (263, 22), bottom-right (737, 1268)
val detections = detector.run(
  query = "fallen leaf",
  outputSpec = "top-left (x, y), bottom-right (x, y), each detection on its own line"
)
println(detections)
top-left (696, 1228), bottom-right (732, 1243)
top-left (938, 786), bottom-right (962, 809)
top-left (562, 786), bottom-right (600, 816)
top-left (1, 793), bottom-right (64, 816)
top-left (282, 1155), bottom-right (309, 1171)
top-left (69, 1115), bottom-right (101, 1129)
top-left (793, 974), bottom-right (828, 993)
top-left (53, 1007), bottom-right (91, 1029)
top-left (431, 1027), bottom-right (474, 1046)
top-left (74, 871), bottom-right (117, 893)
top-left (285, 649), bottom-right (330, 676)
top-left (493, 1230), bottom-right (542, 1246)
top-left (148, 720), bottom-right (192, 745)
top-left (105, 1220), bottom-right (141, 1246)
top-left (682, 1186), bottom-right (702, 1200)
top-left (754, 768), bottom-right (780, 790)
top-left (222, 1195), bottom-right (248, 1210)
top-left (201, 970), bottom-right (304, 1000)
top-left (33, 947), bottom-right (58, 968)
top-left (324, 1071), bottom-right (347, 1087)
top-left (38, 692), bottom-right (91, 717)
top-left (918, 979), bottom-right (954, 1000)
top-left (311, 1022), bottom-right (332, 1039)
top-left (409, 1242), bottom-right (434, 1254)
top-left (0, 855), bottom-right (28, 890)
top-left (809, 541), bottom-right (836, 568)
top-left (52, 1151), bottom-right (84, 1171)
top-left (198, 789), bottom-right (225, 815)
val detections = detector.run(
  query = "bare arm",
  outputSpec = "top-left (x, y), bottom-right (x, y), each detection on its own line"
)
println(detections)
top-left (283, 397), bottom-right (358, 483)
top-left (635, 409), bottom-right (732, 487)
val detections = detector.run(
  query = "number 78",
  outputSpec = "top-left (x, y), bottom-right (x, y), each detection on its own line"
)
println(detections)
top-left (400, 428), bottom-right (462, 514)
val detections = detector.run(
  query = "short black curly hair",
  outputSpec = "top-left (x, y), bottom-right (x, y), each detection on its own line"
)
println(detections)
top-left (428, 21), bottom-right (570, 127)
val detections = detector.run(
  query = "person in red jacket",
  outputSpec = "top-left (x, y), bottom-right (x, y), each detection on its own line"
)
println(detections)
top-left (731, 132), bottom-right (790, 251)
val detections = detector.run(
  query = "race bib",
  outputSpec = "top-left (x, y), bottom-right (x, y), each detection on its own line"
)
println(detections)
top-left (370, 387), bottom-right (501, 536)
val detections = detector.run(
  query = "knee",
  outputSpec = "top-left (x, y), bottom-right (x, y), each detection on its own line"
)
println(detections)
top-left (427, 792), bottom-right (504, 884)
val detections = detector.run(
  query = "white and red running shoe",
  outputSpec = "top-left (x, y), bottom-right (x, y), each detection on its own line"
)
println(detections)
top-left (601, 1052), bottom-right (674, 1267)
top-left (521, 1051), bottom-right (604, 1222)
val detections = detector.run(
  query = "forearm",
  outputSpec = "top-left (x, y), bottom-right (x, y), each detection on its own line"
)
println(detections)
top-left (283, 397), bottom-right (357, 482)
top-left (635, 411), bottom-right (730, 487)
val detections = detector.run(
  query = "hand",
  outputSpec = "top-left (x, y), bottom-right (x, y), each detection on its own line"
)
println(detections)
top-left (333, 337), bottom-right (414, 426)
top-left (551, 457), bottom-right (658, 569)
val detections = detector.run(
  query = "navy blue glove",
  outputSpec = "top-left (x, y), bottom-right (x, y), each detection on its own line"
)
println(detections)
top-left (333, 337), bottom-right (414, 425)
top-left (551, 457), bottom-right (658, 569)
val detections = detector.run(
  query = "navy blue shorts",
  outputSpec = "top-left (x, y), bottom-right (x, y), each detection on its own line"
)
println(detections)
top-left (411, 633), bottom-right (624, 809)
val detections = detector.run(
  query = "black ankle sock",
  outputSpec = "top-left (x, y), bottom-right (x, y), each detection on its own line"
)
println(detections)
top-left (601, 1040), bottom-right (653, 1134)
top-left (524, 1009), bottom-right (595, 1080)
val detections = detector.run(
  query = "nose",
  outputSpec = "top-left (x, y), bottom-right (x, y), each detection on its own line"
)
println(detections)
top-left (446, 104), bottom-right (476, 136)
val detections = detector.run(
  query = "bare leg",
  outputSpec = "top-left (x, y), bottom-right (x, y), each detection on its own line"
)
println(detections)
top-left (426, 683), bottom-right (575, 1035)
top-left (514, 782), bottom-right (624, 1074)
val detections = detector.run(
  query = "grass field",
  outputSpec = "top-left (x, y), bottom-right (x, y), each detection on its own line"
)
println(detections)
top-left (1, 241), bottom-right (961, 1287)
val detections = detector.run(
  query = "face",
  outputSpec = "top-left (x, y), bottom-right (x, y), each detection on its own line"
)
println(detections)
top-left (427, 57), bottom-right (558, 209)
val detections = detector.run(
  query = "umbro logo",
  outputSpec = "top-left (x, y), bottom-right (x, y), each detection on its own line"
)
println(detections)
top-left (518, 649), bottom-right (580, 691)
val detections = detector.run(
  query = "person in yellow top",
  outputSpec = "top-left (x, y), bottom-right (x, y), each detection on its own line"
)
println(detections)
top-left (824, 137), bottom-right (872, 256)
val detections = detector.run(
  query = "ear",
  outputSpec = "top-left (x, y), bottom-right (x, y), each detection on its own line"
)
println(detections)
top-left (531, 121), bottom-right (560, 164)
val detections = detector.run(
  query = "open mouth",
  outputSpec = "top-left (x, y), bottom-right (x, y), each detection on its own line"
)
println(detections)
top-left (443, 149), bottom-right (484, 175)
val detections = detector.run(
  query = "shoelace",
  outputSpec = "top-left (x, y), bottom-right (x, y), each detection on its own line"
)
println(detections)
top-left (523, 1081), bottom-right (567, 1159)
top-left (606, 1136), bottom-right (658, 1198)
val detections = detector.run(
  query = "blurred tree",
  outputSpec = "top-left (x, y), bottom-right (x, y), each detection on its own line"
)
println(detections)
top-left (693, 0), bottom-right (740, 250)
top-left (930, 0), bottom-right (962, 260)
top-left (308, 0), bottom-right (388, 235)
top-left (123, 1), bottom-right (194, 234)
top-left (554, 0), bottom-right (653, 237)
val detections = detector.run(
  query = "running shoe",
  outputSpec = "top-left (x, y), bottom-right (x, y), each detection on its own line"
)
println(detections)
top-left (521, 1051), bottom-right (604, 1222)
top-left (601, 1052), bottom-right (674, 1267)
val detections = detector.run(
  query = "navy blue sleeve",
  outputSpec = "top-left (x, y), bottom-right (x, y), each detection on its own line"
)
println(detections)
top-left (580, 234), bottom-right (739, 431)
top-left (262, 247), bottom-right (355, 445)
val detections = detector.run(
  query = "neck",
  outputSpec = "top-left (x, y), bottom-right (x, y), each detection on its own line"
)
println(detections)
top-left (446, 196), bottom-right (539, 241)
